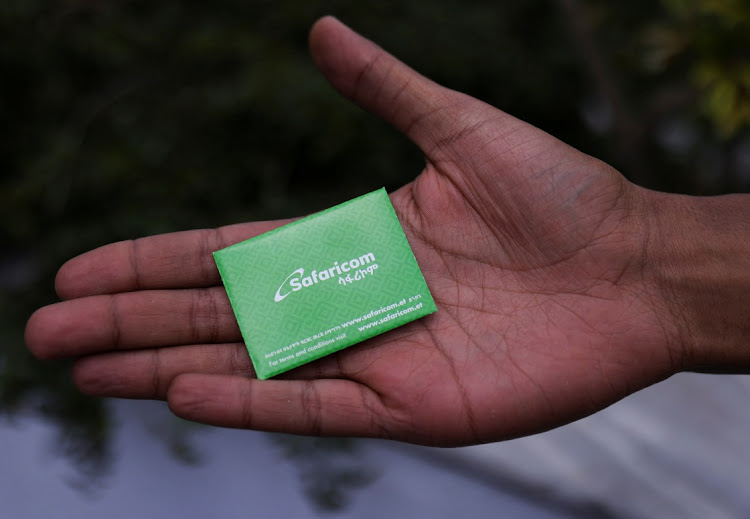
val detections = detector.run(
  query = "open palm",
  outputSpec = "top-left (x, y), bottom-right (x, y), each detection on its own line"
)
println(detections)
top-left (26, 17), bottom-right (679, 446)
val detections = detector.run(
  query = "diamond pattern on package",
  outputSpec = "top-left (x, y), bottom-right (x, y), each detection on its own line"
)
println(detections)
top-left (213, 188), bottom-right (437, 379)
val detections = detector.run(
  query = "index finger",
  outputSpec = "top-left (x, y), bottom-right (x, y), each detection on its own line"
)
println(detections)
top-left (56, 219), bottom-right (293, 300)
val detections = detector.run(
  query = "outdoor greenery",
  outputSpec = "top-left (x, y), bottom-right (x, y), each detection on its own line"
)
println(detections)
top-left (1, 0), bottom-right (748, 509)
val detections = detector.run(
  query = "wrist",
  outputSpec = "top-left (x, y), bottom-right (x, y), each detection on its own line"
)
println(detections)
top-left (644, 191), bottom-right (750, 372)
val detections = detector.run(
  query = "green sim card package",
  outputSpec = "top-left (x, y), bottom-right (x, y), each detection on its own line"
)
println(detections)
top-left (213, 188), bottom-right (437, 379)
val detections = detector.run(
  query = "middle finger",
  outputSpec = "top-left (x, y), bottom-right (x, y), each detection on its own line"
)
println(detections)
top-left (27, 287), bottom-right (239, 359)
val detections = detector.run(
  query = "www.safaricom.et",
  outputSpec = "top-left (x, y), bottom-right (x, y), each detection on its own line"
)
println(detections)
top-left (354, 302), bottom-right (424, 331)
top-left (267, 294), bottom-right (426, 359)
top-left (340, 293), bottom-right (425, 331)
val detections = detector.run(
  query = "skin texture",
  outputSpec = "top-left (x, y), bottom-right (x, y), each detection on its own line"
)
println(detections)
top-left (25, 17), bottom-right (734, 447)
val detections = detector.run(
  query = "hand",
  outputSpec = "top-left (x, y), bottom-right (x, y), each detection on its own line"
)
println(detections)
top-left (26, 17), bottom-right (685, 446)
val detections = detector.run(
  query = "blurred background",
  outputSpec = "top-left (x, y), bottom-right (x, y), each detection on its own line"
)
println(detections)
top-left (2, 1), bottom-right (749, 518)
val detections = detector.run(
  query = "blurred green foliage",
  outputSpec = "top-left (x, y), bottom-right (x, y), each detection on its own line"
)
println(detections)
top-left (1, 0), bottom-right (748, 499)
top-left (643, 0), bottom-right (750, 136)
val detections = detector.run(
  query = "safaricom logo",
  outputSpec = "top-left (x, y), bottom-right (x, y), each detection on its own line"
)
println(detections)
top-left (274, 252), bottom-right (376, 302)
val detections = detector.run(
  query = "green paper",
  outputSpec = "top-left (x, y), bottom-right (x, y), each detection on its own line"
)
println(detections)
top-left (213, 188), bottom-right (437, 379)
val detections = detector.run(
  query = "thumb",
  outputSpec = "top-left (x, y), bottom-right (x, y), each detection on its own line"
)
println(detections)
top-left (309, 16), bottom-right (483, 156)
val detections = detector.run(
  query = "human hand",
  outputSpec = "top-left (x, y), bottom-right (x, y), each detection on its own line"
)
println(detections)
top-left (26, 17), bottom-right (689, 446)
